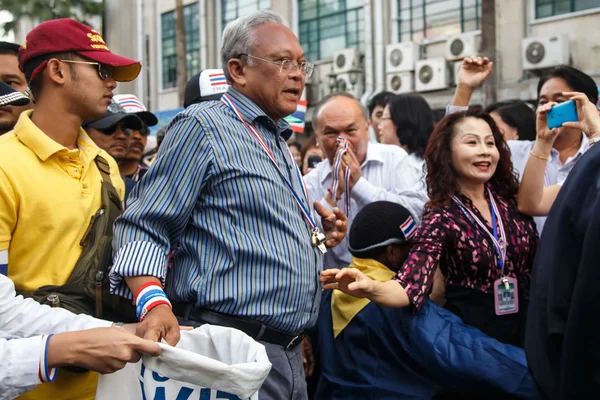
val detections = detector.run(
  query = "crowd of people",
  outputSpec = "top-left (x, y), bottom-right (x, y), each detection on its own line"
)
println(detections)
top-left (0, 8), bottom-right (599, 400)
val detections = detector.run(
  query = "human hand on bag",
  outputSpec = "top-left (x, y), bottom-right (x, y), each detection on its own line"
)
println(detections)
top-left (137, 304), bottom-right (181, 346)
top-left (47, 327), bottom-right (161, 374)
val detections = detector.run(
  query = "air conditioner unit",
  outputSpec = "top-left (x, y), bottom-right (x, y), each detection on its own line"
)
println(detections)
top-left (333, 48), bottom-right (362, 74)
top-left (336, 73), bottom-right (364, 99)
top-left (386, 72), bottom-right (413, 94)
top-left (386, 42), bottom-right (418, 73)
top-left (522, 35), bottom-right (570, 70)
top-left (415, 58), bottom-right (449, 92)
top-left (452, 60), bottom-right (462, 86)
top-left (446, 32), bottom-right (481, 61)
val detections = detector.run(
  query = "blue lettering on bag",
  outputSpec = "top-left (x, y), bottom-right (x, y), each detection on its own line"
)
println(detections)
top-left (139, 362), bottom-right (249, 400)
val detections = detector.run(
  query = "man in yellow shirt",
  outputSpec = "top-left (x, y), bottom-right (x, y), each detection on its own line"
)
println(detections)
top-left (0, 18), bottom-right (141, 400)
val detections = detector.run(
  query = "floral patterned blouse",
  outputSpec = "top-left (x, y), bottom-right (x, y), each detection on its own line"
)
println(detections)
top-left (394, 185), bottom-right (538, 312)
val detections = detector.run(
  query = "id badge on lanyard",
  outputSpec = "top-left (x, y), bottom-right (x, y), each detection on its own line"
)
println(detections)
top-left (452, 189), bottom-right (518, 315)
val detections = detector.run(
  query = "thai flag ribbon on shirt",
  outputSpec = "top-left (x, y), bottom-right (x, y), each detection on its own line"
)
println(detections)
top-left (451, 187), bottom-right (507, 271)
top-left (331, 137), bottom-right (351, 216)
top-left (221, 94), bottom-right (318, 233)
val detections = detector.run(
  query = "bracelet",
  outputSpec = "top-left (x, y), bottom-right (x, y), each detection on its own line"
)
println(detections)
top-left (38, 335), bottom-right (58, 383)
top-left (529, 150), bottom-right (550, 161)
top-left (135, 282), bottom-right (171, 321)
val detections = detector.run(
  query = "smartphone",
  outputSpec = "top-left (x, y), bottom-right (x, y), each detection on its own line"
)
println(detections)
top-left (307, 155), bottom-right (322, 169)
top-left (546, 100), bottom-right (578, 129)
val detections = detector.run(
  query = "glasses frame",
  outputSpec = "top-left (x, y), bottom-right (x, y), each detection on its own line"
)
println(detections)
top-left (238, 53), bottom-right (314, 78)
top-left (58, 59), bottom-right (113, 80)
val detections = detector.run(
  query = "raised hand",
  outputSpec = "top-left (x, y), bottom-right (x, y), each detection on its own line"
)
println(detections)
top-left (562, 92), bottom-right (600, 137)
top-left (457, 56), bottom-right (493, 89)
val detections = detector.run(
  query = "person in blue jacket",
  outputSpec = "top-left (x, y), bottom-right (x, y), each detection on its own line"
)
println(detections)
top-left (314, 201), bottom-right (540, 399)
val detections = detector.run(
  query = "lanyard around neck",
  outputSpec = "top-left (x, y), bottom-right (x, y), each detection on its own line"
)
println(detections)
top-left (221, 94), bottom-right (317, 231)
top-left (331, 136), bottom-right (351, 216)
top-left (451, 187), bottom-right (507, 270)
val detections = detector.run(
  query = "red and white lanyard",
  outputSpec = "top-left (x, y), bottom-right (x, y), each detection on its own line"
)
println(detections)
top-left (221, 94), bottom-right (318, 232)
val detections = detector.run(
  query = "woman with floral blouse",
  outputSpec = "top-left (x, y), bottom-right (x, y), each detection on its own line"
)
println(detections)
top-left (322, 110), bottom-right (538, 347)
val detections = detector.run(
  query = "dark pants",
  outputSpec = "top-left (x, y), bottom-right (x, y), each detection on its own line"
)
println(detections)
top-left (259, 341), bottom-right (308, 400)
top-left (177, 316), bottom-right (308, 399)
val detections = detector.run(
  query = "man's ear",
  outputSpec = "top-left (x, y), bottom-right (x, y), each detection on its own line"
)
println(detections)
top-left (45, 59), bottom-right (67, 86)
top-left (227, 58), bottom-right (247, 87)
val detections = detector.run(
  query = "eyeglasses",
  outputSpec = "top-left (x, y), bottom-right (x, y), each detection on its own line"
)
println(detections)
top-left (238, 53), bottom-right (314, 78)
top-left (127, 126), bottom-right (149, 137)
top-left (99, 122), bottom-right (129, 136)
top-left (58, 60), bottom-right (113, 80)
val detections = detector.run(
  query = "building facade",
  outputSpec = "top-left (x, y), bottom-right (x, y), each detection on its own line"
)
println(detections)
top-left (104, 0), bottom-right (600, 133)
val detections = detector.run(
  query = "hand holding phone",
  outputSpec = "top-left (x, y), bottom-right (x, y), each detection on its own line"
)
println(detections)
top-left (546, 100), bottom-right (578, 129)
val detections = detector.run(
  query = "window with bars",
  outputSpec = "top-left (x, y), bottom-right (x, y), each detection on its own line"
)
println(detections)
top-left (222, 0), bottom-right (272, 28)
top-left (535, 0), bottom-right (599, 18)
top-left (299, 0), bottom-right (364, 62)
top-left (161, 3), bottom-right (201, 90)
top-left (397, 0), bottom-right (481, 42)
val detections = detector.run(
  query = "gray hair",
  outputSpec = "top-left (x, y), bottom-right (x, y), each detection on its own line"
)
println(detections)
top-left (311, 92), bottom-right (370, 131)
top-left (221, 10), bottom-right (288, 84)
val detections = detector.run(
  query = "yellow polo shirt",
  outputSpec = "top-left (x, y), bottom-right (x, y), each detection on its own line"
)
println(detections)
top-left (0, 110), bottom-right (125, 400)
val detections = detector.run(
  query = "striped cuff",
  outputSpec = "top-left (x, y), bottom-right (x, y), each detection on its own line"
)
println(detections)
top-left (109, 241), bottom-right (168, 299)
top-left (38, 335), bottom-right (57, 383)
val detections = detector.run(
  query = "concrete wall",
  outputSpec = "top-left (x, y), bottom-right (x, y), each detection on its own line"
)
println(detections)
top-left (529, 11), bottom-right (600, 75)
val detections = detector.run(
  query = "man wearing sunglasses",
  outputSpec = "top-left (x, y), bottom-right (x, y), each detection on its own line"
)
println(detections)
top-left (83, 100), bottom-right (144, 197)
top-left (0, 19), bottom-right (141, 400)
top-left (114, 94), bottom-right (158, 181)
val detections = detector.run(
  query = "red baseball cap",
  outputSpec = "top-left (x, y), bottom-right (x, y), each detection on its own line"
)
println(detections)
top-left (19, 19), bottom-right (141, 83)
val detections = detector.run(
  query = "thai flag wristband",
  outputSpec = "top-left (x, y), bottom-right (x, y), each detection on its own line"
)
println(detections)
top-left (135, 282), bottom-right (171, 322)
top-left (38, 334), bottom-right (58, 383)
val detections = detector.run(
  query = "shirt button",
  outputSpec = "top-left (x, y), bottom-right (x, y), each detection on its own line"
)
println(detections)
top-left (74, 168), bottom-right (79, 173)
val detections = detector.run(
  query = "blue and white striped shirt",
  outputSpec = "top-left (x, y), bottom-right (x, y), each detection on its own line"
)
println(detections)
top-left (109, 88), bottom-right (323, 333)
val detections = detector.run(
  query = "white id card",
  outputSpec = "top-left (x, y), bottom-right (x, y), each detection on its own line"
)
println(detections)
top-left (493, 276), bottom-right (519, 315)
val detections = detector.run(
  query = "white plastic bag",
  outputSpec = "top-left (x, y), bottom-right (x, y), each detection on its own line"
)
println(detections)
top-left (96, 324), bottom-right (272, 400)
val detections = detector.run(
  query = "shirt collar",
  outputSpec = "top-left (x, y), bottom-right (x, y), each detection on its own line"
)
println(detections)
top-left (550, 133), bottom-right (590, 162)
top-left (14, 110), bottom-right (100, 162)
top-left (223, 87), bottom-right (293, 140)
top-left (319, 141), bottom-right (384, 184)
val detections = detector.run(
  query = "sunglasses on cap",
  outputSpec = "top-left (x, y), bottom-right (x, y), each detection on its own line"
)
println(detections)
top-left (99, 124), bottom-right (149, 136)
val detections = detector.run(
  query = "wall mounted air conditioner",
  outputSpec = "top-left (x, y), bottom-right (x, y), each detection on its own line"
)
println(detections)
top-left (446, 31), bottom-right (481, 61)
top-left (385, 42), bottom-right (418, 73)
top-left (522, 35), bottom-right (570, 70)
top-left (415, 58), bottom-right (449, 92)
top-left (452, 60), bottom-right (462, 86)
top-left (333, 48), bottom-right (363, 74)
top-left (386, 72), bottom-right (414, 94)
top-left (336, 73), bottom-right (364, 99)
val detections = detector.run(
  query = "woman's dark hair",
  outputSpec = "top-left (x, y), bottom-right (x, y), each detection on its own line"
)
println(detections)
top-left (424, 110), bottom-right (518, 208)
top-left (288, 141), bottom-right (302, 152)
top-left (484, 100), bottom-right (536, 141)
top-left (387, 94), bottom-right (434, 158)
top-left (537, 65), bottom-right (598, 104)
top-left (367, 91), bottom-right (393, 116)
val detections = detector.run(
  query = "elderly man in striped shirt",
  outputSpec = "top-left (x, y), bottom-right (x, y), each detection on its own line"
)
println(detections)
top-left (109, 10), bottom-right (347, 400)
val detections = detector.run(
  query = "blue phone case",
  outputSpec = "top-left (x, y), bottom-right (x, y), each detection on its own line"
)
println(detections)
top-left (547, 100), bottom-right (578, 129)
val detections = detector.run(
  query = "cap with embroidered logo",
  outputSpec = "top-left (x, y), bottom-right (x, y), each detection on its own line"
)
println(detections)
top-left (19, 18), bottom-right (141, 83)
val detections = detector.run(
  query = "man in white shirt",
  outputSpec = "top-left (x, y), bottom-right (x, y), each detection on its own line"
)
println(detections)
top-left (305, 93), bottom-right (428, 270)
